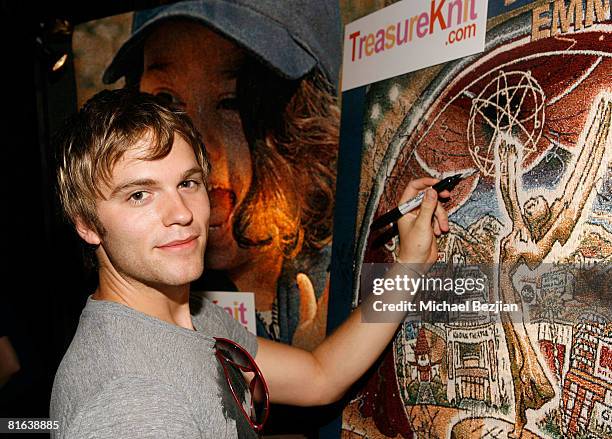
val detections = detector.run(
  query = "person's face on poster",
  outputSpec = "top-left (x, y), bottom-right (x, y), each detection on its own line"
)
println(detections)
top-left (140, 20), bottom-right (260, 274)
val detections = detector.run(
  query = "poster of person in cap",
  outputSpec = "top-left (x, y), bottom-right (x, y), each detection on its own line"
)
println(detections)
top-left (72, 0), bottom-right (341, 350)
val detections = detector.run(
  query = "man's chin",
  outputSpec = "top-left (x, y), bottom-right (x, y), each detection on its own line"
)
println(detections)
top-left (157, 264), bottom-right (205, 286)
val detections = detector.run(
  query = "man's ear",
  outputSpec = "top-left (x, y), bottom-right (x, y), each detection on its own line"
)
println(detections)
top-left (74, 217), bottom-right (102, 246)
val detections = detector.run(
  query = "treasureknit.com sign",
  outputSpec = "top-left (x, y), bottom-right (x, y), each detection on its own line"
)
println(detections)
top-left (341, 0), bottom-right (488, 91)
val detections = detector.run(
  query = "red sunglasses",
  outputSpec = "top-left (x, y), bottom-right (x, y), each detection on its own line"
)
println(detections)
top-left (213, 337), bottom-right (270, 433)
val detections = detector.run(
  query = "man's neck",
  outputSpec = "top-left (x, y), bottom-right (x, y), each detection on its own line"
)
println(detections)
top-left (94, 268), bottom-right (194, 330)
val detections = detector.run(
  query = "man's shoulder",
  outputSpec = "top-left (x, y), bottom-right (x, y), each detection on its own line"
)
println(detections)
top-left (50, 305), bottom-right (158, 423)
top-left (189, 293), bottom-right (236, 333)
top-left (50, 322), bottom-right (124, 429)
top-left (190, 293), bottom-right (258, 357)
top-left (52, 306), bottom-right (136, 383)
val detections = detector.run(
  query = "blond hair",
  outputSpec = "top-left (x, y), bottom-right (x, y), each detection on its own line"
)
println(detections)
top-left (56, 88), bottom-right (209, 234)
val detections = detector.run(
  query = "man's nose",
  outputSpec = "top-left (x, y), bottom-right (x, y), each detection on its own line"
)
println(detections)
top-left (161, 192), bottom-right (193, 226)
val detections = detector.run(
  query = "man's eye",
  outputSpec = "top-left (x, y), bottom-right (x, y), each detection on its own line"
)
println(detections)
top-left (217, 97), bottom-right (239, 111)
top-left (129, 191), bottom-right (150, 204)
top-left (155, 91), bottom-right (185, 107)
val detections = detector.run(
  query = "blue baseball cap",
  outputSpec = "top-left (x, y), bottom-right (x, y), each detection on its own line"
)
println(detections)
top-left (103, 0), bottom-right (342, 91)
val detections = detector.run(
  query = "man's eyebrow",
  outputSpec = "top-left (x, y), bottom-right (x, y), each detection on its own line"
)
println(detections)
top-left (110, 179), bottom-right (159, 198)
top-left (109, 167), bottom-right (204, 198)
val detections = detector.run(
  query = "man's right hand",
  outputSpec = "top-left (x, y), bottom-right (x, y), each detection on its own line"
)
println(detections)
top-left (396, 178), bottom-right (450, 269)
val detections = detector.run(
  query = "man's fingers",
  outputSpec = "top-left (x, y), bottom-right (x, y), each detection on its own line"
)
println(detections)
top-left (438, 189), bottom-right (451, 199)
top-left (433, 219), bottom-right (441, 236)
top-left (433, 217), bottom-right (443, 236)
top-left (400, 177), bottom-right (440, 202)
top-left (397, 210), bottom-right (418, 230)
top-left (434, 199), bottom-right (450, 232)
top-left (415, 189), bottom-right (438, 230)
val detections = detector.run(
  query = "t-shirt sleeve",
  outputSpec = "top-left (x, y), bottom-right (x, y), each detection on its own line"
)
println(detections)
top-left (58, 376), bottom-right (201, 439)
top-left (222, 310), bottom-right (258, 359)
top-left (198, 297), bottom-right (258, 358)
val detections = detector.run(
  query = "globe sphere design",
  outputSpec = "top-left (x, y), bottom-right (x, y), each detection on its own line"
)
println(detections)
top-left (467, 70), bottom-right (545, 176)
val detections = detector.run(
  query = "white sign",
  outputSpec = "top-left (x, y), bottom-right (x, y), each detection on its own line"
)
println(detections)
top-left (199, 291), bottom-right (257, 335)
top-left (448, 326), bottom-right (492, 342)
top-left (341, 0), bottom-right (488, 91)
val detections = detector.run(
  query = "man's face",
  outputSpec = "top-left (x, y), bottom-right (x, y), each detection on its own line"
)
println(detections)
top-left (140, 20), bottom-right (258, 274)
top-left (81, 134), bottom-right (210, 288)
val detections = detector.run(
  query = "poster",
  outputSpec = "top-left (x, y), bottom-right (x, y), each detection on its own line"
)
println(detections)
top-left (71, 5), bottom-right (340, 351)
top-left (338, 0), bottom-right (612, 437)
top-left (197, 291), bottom-right (257, 335)
top-left (342, 0), bottom-right (488, 90)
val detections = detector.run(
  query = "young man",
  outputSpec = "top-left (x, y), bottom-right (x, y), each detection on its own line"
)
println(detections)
top-left (102, 0), bottom-right (342, 348)
top-left (50, 89), bottom-right (449, 438)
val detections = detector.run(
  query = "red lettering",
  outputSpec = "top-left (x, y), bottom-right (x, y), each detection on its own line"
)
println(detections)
top-left (430, 0), bottom-right (447, 33)
top-left (349, 31), bottom-right (360, 61)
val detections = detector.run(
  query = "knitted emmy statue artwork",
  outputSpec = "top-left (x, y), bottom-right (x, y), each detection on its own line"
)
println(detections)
top-left (342, 2), bottom-right (612, 438)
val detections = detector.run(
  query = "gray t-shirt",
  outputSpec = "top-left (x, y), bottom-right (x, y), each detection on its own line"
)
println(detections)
top-left (50, 295), bottom-right (258, 438)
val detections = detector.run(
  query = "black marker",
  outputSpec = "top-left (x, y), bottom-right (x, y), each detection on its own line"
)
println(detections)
top-left (370, 172), bottom-right (471, 232)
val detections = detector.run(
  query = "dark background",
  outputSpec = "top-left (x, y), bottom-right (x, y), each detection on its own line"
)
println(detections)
top-left (0, 0), bottom-right (186, 420)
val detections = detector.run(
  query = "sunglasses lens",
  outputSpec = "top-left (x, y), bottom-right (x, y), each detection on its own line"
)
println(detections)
top-left (214, 338), bottom-right (269, 431)
top-left (251, 377), bottom-right (268, 423)
top-left (216, 340), bottom-right (251, 369)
